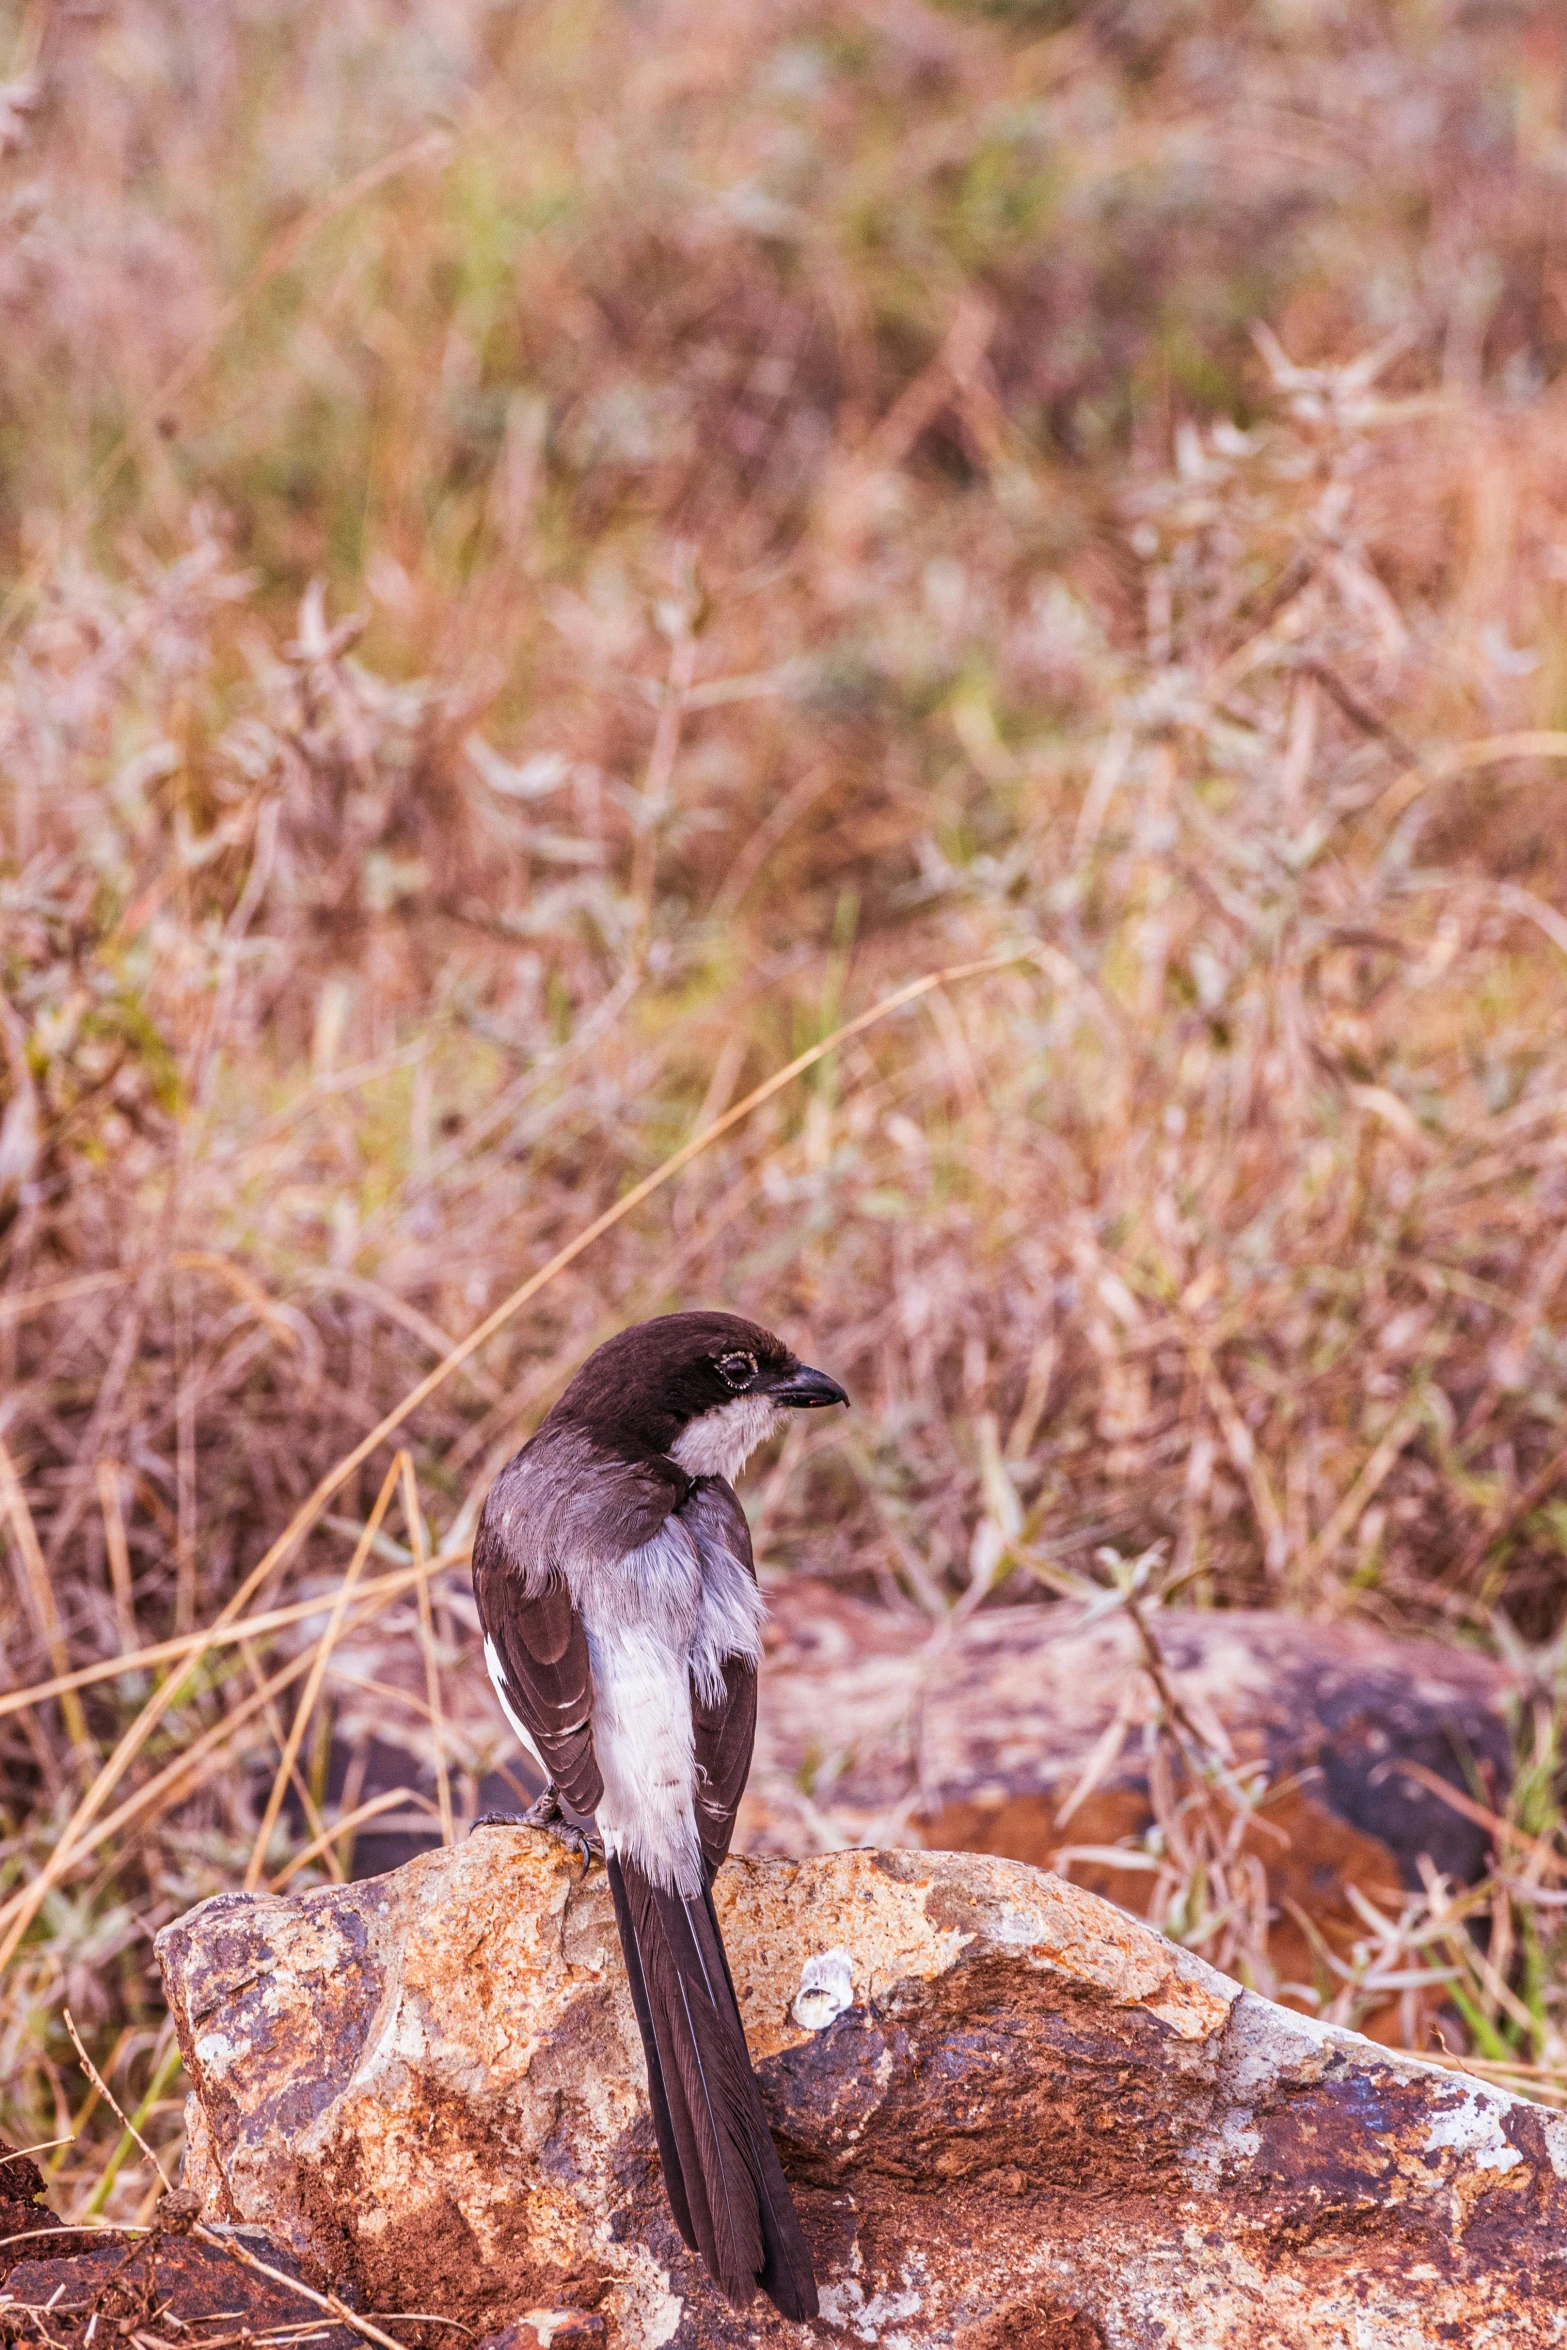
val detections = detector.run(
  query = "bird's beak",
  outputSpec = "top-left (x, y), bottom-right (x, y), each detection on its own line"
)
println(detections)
top-left (770, 1362), bottom-right (849, 1410)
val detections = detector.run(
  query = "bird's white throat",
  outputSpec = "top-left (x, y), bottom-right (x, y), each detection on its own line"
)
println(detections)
top-left (670, 1393), bottom-right (784, 1482)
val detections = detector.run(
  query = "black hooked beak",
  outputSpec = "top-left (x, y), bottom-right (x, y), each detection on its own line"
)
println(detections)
top-left (770, 1361), bottom-right (850, 1411)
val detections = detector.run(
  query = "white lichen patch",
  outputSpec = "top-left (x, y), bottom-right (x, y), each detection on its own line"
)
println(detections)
top-left (1180, 2104), bottom-right (1264, 2186)
top-left (1423, 2084), bottom-right (1523, 2173)
top-left (601, 2250), bottom-right (683, 2350)
top-left (817, 2277), bottom-right (924, 2344)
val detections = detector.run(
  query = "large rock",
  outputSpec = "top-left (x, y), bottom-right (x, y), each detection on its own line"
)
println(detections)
top-left (746, 1588), bottom-right (1518, 2011)
top-left (158, 1832), bottom-right (1565, 2348)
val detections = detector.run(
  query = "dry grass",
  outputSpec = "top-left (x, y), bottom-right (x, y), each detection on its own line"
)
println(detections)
top-left (6, 0), bottom-right (1567, 2226)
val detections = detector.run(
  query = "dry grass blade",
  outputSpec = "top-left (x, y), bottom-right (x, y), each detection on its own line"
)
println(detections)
top-left (0, 1435), bottom-right (92, 1756)
top-left (184, 2226), bottom-right (414, 2350)
top-left (268, 1788), bottom-right (433, 1893)
top-left (1295, 1395), bottom-right (1426, 1592)
top-left (1184, 1346), bottom-right (1287, 1578)
top-left (0, 1632), bottom-right (354, 1932)
top-left (243, 1455), bottom-right (405, 1890)
top-left (1378, 1763), bottom-right (1567, 1880)
top-left (1053, 1685), bottom-right (1138, 1830)
top-left (400, 1454), bottom-right (452, 1847)
top-left (60, 2010), bottom-right (172, 2197)
top-left (0, 1554), bottom-right (467, 1724)
top-left (96, 1460), bottom-right (137, 1652)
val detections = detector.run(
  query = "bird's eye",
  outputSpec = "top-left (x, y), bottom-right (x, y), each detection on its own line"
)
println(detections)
top-left (716, 1351), bottom-right (757, 1390)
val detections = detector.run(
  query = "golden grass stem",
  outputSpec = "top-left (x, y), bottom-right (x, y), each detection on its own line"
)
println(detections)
top-left (96, 1461), bottom-right (137, 1652)
top-left (1182, 1346), bottom-right (1287, 1576)
top-left (269, 1786), bottom-right (432, 1891)
top-left (1296, 1394), bottom-right (1426, 1592)
top-left (234, 1635), bottom-right (338, 1879)
top-left (0, 1552), bottom-right (467, 1724)
top-left (401, 1455), bottom-right (453, 1846)
top-left (0, 1435), bottom-right (93, 1759)
top-left (242, 1455), bottom-right (405, 1891)
top-left (0, 1596), bottom-right (407, 1951)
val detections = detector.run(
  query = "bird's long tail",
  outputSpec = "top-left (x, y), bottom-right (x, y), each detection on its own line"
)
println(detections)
top-left (606, 1853), bottom-right (818, 2319)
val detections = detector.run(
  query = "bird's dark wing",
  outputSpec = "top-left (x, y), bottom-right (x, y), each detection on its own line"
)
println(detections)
top-left (471, 1438), bottom-right (688, 1819)
top-left (680, 1477), bottom-right (761, 1880)
top-left (472, 1553), bottom-right (602, 1816)
top-left (692, 1658), bottom-right (758, 1880)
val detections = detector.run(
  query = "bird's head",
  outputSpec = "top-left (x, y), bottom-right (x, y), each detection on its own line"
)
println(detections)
top-left (554, 1309), bottom-right (849, 1482)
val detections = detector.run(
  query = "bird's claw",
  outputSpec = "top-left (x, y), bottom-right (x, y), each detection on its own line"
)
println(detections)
top-left (524, 1785), bottom-right (603, 1873)
top-left (542, 1818), bottom-right (602, 1873)
top-left (472, 1788), bottom-right (600, 1874)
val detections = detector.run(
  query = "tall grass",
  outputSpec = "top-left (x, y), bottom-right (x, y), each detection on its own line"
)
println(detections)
top-left (6, 0), bottom-right (1567, 2220)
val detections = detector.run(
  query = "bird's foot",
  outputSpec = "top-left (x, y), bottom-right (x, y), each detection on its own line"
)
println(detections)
top-left (471, 1787), bottom-right (600, 1873)
top-left (541, 1818), bottom-right (603, 1873)
top-left (525, 1784), bottom-right (603, 1872)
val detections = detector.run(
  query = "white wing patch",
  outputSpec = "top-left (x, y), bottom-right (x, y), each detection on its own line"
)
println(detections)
top-left (482, 1633), bottom-right (546, 1773)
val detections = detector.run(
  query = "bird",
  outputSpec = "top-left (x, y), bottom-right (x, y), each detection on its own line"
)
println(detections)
top-left (470, 1309), bottom-right (849, 2320)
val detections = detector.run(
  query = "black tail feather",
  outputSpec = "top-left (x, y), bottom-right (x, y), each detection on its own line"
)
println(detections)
top-left (608, 1859), bottom-right (697, 2254)
top-left (698, 1882), bottom-right (817, 2322)
top-left (607, 1854), bottom-right (818, 2320)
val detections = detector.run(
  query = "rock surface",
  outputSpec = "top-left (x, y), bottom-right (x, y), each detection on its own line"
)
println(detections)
top-left (0, 2214), bottom-right (361, 2348)
top-left (745, 1588), bottom-right (1518, 2009)
top-left (159, 1832), bottom-right (1565, 2348)
top-left (0, 2142), bottom-right (63, 2267)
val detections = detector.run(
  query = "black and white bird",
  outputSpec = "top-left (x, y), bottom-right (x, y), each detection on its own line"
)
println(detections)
top-left (470, 1310), bottom-right (849, 2320)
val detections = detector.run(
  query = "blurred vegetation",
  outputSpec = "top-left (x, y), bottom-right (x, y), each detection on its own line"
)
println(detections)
top-left (6, 0), bottom-right (1567, 2225)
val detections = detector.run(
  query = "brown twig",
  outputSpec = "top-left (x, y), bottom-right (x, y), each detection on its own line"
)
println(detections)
top-left (61, 2009), bottom-right (173, 2196)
